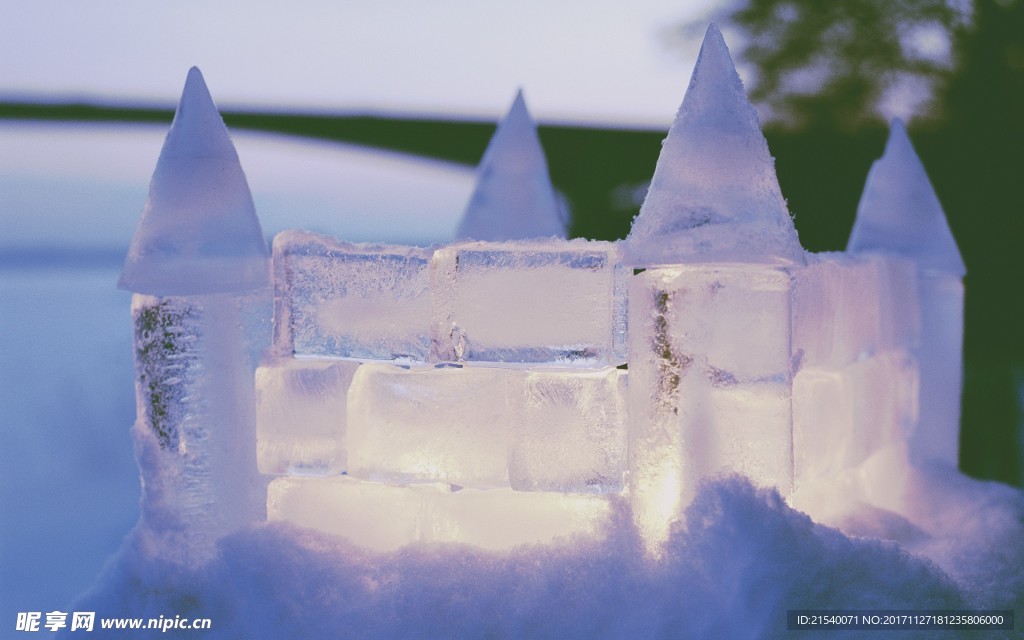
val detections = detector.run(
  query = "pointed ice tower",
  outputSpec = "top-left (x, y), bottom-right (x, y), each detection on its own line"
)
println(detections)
top-left (455, 90), bottom-right (567, 241)
top-left (622, 24), bottom-right (803, 267)
top-left (625, 25), bottom-right (802, 551)
top-left (119, 67), bottom-right (271, 563)
top-left (849, 119), bottom-right (965, 468)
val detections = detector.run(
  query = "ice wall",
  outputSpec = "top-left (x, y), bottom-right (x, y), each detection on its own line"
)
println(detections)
top-left (849, 120), bottom-right (965, 468)
top-left (455, 91), bottom-right (567, 241)
top-left (120, 68), bottom-right (271, 562)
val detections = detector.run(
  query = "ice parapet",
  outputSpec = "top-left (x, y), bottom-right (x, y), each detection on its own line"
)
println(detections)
top-left (623, 24), bottom-right (803, 267)
top-left (455, 90), bottom-right (566, 241)
top-left (432, 239), bottom-right (627, 366)
top-left (848, 119), bottom-right (964, 276)
top-left (119, 67), bottom-right (269, 296)
top-left (273, 230), bottom-right (433, 361)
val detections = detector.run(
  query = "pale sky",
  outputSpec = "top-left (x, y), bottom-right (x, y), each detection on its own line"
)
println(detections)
top-left (0, 0), bottom-right (720, 127)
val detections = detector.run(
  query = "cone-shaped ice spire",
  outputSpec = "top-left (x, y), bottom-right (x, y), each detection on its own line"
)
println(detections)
top-left (455, 90), bottom-right (566, 241)
top-left (624, 24), bottom-right (803, 266)
top-left (848, 119), bottom-right (965, 275)
top-left (119, 67), bottom-right (270, 295)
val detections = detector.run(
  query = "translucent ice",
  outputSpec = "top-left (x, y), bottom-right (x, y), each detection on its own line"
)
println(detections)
top-left (272, 230), bottom-right (433, 361)
top-left (848, 120), bottom-right (964, 467)
top-left (793, 352), bottom-right (918, 490)
top-left (455, 90), bottom-right (566, 241)
top-left (255, 358), bottom-right (360, 476)
top-left (792, 253), bottom-right (884, 369)
top-left (130, 291), bottom-right (270, 561)
top-left (627, 267), bottom-right (794, 548)
top-left (267, 476), bottom-right (611, 551)
top-left (431, 239), bottom-right (627, 366)
top-left (345, 364), bottom-right (522, 487)
top-left (510, 368), bottom-right (628, 493)
top-left (848, 119), bottom-right (965, 276)
top-left (119, 67), bottom-right (270, 296)
top-left (623, 25), bottom-right (804, 267)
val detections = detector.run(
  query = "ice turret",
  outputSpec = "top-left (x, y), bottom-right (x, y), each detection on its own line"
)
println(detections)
top-left (119, 66), bottom-right (270, 296)
top-left (848, 119), bottom-right (964, 276)
top-left (849, 119), bottom-right (965, 469)
top-left (121, 68), bottom-right (271, 564)
top-left (455, 90), bottom-right (566, 241)
top-left (623, 24), bottom-right (804, 267)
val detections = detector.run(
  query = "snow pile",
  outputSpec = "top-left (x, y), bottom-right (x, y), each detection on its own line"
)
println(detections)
top-left (69, 470), bottom-right (1024, 639)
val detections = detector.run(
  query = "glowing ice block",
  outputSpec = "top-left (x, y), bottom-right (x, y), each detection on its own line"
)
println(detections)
top-left (792, 253), bottom-right (891, 369)
top-left (456, 90), bottom-right (566, 241)
top-left (510, 368), bottom-right (628, 493)
top-left (345, 364), bottom-right (522, 487)
top-left (255, 358), bottom-right (360, 476)
top-left (623, 25), bottom-right (803, 267)
top-left (793, 351), bottom-right (918, 489)
top-left (267, 476), bottom-right (612, 551)
top-left (431, 240), bottom-right (627, 366)
top-left (272, 230), bottom-right (433, 361)
top-left (627, 267), bottom-right (794, 548)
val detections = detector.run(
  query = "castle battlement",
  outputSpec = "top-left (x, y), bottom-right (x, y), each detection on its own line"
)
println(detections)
top-left (121, 26), bottom-right (964, 559)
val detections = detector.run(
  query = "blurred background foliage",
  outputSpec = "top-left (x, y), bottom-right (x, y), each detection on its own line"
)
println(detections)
top-left (1, 0), bottom-right (1020, 486)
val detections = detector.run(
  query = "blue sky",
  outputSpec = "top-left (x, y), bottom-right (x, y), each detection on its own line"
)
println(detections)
top-left (1, 1), bottom-right (719, 126)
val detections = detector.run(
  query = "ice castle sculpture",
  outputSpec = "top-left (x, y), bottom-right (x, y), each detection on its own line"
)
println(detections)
top-left (120, 26), bottom-right (965, 558)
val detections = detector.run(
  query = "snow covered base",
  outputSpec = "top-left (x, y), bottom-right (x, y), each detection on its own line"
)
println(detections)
top-left (67, 461), bottom-right (1022, 639)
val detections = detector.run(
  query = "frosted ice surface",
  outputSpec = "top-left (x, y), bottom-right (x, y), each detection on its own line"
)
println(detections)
top-left (510, 368), bottom-right (627, 493)
top-left (629, 266), bottom-right (791, 383)
top-left (791, 253), bottom-right (891, 369)
top-left (455, 90), bottom-right (566, 241)
top-left (131, 292), bottom-right (267, 560)
top-left (626, 267), bottom-right (794, 547)
top-left (119, 67), bottom-right (270, 295)
top-left (346, 364), bottom-right (521, 487)
top-left (267, 476), bottom-right (611, 551)
top-left (623, 25), bottom-right (803, 267)
top-left (793, 352), bottom-right (917, 490)
top-left (272, 230), bottom-right (433, 361)
top-left (255, 358), bottom-right (360, 476)
top-left (848, 119), bottom-right (965, 276)
top-left (431, 239), bottom-right (627, 366)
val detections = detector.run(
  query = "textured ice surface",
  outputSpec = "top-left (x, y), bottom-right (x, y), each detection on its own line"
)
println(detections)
top-left (455, 90), bottom-right (566, 241)
top-left (626, 268), bottom-right (795, 547)
top-left (631, 266), bottom-right (791, 383)
top-left (510, 368), bottom-right (627, 493)
top-left (130, 290), bottom-right (270, 561)
top-left (346, 364), bottom-right (521, 487)
top-left (793, 351), bottom-right (918, 490)
top-left (623, 25), bottom-right (803, 267)
top-left (119, 68), bottom-right (270, 296)
top-left (255, 358), bottom-right (360, 476)
top-left (791, 253), bottom-right (907, 369)
top-left (272, 230), bottom-right (433, 361)
top-left (267, 476), bottom-right (611, 551)
top-left (848, 119), bottom-right (965, 276)
top-left (431, 239), bottom-right (627, 366)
